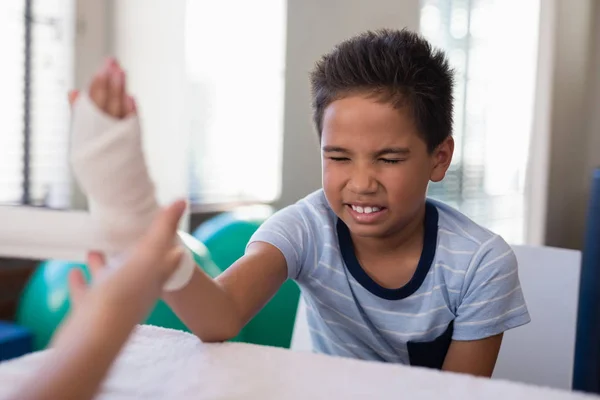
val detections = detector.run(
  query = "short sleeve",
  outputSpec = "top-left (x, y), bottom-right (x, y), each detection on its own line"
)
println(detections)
top-left (452, 235), bottom-right (531, 341)
top-left (246, 203), bottom-right (309, 280)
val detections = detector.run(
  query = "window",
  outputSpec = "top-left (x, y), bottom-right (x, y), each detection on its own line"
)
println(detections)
top-left (0, 0), bottom-right (74, 209)
top-left (185, 0), bottom-right (287, 206)
top-left (0, 0), bottom-right (93, 262)
top-left (420, 0), bottom-right (540, 244)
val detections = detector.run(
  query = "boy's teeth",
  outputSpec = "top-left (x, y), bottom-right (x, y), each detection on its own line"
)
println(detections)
top-left (351, 205), bottom-right (381, 214)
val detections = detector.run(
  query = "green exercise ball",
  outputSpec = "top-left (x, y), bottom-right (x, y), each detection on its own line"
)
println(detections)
top-left (193, 205), bottom-right (301, 348)
top-left (16, 231), bottom-right (227, 351)
top-left (193, 205), bottom-right (274, 270)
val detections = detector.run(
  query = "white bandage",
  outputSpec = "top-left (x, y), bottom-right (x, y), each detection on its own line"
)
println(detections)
top-left (70, 92), bottom-right (195, 291)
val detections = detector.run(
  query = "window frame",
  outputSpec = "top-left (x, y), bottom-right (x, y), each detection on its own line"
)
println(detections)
top-left (0, 0), bottom-right (108, 261)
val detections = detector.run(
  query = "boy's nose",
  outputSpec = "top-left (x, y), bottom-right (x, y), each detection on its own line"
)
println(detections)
top-left (348, 168), bottom-right (378, 194)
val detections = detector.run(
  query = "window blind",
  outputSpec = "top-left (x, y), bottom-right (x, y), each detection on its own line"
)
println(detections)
top-left (0, 3), bottom-right (26, 205)
top-left (420, 0), bottom-right (540, 244)
top-left (0, 0), bottom-right (74, 209)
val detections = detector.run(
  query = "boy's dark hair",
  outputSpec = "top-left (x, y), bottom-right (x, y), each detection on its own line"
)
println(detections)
top-left (310, 28), bottom-right (454, 152)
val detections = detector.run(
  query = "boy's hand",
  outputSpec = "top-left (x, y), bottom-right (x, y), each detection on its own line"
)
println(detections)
top-left (68, 58), bottom-right (136, 118)
top-left (68, 200), bottom-right (187, 310)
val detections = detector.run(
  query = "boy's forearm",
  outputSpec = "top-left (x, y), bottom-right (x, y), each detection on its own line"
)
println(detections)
top-left (162, 243), bottom-right (288, 343)
top-left (442, 335), bottom-right (503, 377)
top-left (162, 267), bottom-right (243, 342)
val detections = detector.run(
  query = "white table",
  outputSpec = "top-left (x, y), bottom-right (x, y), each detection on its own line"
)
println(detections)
top-left (0, 325), bottom-right (597, 399)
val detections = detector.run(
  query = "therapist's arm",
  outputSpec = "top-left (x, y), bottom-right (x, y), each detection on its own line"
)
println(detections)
top-left (13, 200), bottom-right (186, 400)
top-left (17, 291), bottom-right (150, 400)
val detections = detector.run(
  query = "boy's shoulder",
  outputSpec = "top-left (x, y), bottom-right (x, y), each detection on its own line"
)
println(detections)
top-left (429, 197), bottom-right (501, 247)
top-left (253, 189), bottom-right (336, 244)
top-left (428, 197), bottom-right (516, 276)
top-left (427, 199), bottom-right (529, 340)
top-left (296, 188), bottom-right (331, 209)
top-left (248, 189), bottom-right (336, 280)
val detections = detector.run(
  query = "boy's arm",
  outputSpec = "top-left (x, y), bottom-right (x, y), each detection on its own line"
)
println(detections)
top-left (442, 334), bottom-right (503, 377)
top-left (442, 236), bottom-right (530, 377)
top-left (162, 241), bottom-right (288, 342)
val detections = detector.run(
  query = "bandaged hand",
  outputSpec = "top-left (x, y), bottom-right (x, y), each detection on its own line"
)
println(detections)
top-left (69, 59), bottom-right (195, 291)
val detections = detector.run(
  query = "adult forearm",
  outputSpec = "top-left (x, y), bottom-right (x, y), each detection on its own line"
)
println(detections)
top-left (17, 301), bottom-right (135, 400)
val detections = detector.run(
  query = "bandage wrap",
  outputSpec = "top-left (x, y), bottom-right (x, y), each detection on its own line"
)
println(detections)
top-left (70, 93), bottom-right (195, 291)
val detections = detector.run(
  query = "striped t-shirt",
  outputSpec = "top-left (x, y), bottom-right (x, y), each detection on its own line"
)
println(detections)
top-left (248, 189), bottom-right (530, 368)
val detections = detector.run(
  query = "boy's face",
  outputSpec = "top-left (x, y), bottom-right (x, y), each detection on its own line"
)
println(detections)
top-left (320, 95), bottom-right (453, 239)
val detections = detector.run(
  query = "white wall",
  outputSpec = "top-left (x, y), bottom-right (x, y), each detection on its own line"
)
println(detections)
top-left (109, 0), bottom-right (190, 229)
top-left (524, 0), bottom-right (555, 246)
top-left (543, 0), bottom-right (597, 249)
top-left (583, 1), bottom-right (600, 215)
top-left (71, 0), bottom-right (112, 210)
top-left (276, 0), bottom-right (420, 208)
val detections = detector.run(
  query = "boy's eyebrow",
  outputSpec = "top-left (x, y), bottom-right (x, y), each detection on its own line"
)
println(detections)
top-left (321, 146), bottom-right (349, 153)
top-left (322, 146), bottom-right (410, 155)
top-left (374, 147), bottom-right (411, 157)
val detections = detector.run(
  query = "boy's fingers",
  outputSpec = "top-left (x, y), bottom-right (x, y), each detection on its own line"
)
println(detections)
top-left (89, 60), bottom-right (110, 111)
top-left (107, 63), bottom-right (125, 118)
top-left (67, 268), bottom-right (87, 308)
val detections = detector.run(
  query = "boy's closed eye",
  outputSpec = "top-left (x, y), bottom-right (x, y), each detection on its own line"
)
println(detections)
top-left (328, 156), bottom-right (350, 162)
top-left (326, 157), bottom-right (406, 164)
top-left (379, 158), bottom-right (404, 164)
top-left (323, 146), bottom-right (410, 164)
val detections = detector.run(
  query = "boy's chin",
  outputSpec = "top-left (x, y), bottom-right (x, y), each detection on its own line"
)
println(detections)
top-left (350, 226), bottom-right (391, 238)
top-left (342, 218), bottom-right (391, 239)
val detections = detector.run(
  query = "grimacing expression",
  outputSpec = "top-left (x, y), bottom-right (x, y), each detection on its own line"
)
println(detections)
top-left (320, 95), bottom-right (453, 239)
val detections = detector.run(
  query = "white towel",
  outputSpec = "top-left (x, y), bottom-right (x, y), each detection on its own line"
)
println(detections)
top-left (0, 325), bottom-right (597, 399)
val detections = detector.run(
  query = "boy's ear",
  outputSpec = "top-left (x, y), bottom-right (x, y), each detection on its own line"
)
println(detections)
top-left (430, 136), bottom-right (454, 183)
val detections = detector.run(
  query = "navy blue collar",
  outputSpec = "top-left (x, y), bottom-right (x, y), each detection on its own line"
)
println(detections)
top-left (336, 201), bottom-right (439, 300)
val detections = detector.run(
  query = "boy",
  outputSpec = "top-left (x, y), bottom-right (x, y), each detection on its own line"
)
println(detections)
top-left (74, 28), bottom-right (530, 378)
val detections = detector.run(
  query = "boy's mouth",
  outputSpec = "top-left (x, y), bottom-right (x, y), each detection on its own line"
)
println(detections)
top-left (349, 204), bottom-right (385, 214)
top-left (345, 203), bottom-right (388, 224)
